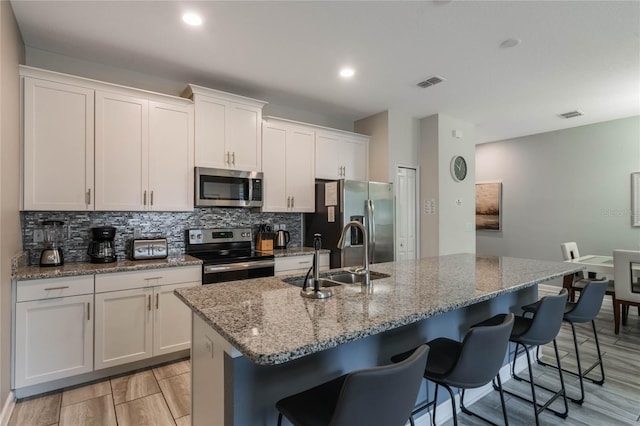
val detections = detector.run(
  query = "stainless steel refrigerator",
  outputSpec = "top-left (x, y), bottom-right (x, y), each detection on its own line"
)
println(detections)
top-left (304, 180), bottom-right (394, 269)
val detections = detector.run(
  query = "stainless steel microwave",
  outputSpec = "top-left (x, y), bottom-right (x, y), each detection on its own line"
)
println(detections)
top-left (195, 167), bottom-right (263, 208)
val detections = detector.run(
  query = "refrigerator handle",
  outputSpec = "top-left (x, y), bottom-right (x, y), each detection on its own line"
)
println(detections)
top-left (367, 199), bottom-right (376, 263)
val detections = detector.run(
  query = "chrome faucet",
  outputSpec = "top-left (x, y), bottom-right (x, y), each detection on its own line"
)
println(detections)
top-left (300, 233), bottom-right (333, 299)
top-left (337, 220), bottom-right (370, 286)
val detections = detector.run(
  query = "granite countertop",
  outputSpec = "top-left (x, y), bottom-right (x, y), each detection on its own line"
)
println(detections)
top-left (13, 255), bottom-right (202, 281)
top-left (268, 247), bottom-right (331, 257)
top-left (174, 253), bottom-right (584, 366)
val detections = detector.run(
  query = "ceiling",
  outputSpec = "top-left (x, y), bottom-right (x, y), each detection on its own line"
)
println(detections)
top-left (9, 0), bottom-right (640, 143)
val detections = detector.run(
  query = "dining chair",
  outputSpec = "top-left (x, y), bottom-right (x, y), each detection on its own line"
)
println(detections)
top-left (276, 345), bottom-right (429, 426)
top-left (613, 249), bottom-right (640, 334)
top-left (560, 242), bottom-right (614, 303)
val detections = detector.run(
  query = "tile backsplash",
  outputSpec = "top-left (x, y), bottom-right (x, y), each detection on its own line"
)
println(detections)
top-left (21, 209), bottom-right (302, 264)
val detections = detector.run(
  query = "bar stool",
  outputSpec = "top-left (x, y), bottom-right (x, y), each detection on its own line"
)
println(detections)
top-left (522, 280), bottom-right (607, 404)
top-left (476, 289), bottom-right (569, 426)
top-left (390, 314), bottom-right (515, 426)
top-left (275, 344), bottom-right (429, 426)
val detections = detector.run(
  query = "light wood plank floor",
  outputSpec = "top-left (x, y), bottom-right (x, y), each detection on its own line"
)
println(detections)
top-left (9, 359), bottom-right (191, 426)
top-left (8, 284), bottom-right (640, 426)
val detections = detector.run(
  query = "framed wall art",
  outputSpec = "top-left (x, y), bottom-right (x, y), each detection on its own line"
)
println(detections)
top-left (476, 182), bottom-right (502, 231)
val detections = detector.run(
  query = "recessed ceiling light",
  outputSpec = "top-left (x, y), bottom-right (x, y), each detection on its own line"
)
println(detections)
top-left (182, 12), bottom-right (203, 26)
top-left (339, 68), bottom-right (355, 78)
top-left (500, 38), bottom-right (521, 48)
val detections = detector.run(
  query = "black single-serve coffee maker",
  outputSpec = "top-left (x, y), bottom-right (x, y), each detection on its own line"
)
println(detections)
top-left (88, 226), bottom-right (117, 263)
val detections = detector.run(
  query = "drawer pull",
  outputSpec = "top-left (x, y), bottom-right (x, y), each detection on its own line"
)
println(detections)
top-left (298, 261), bottom-right (311, 264)
top-left (156, 294), bottom-right (159, 310)
top-left (87, 302), bottom-right (91, 321)
top-left (144, 277), bottom-right (163, 281)
top-left (147, 295), bottom-right (151, 311)
top-left (44, 286), bottom-right (69, 291)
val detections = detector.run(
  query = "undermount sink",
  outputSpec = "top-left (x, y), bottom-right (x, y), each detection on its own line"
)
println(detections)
top-left (282, 270), bottom-right (390, 288)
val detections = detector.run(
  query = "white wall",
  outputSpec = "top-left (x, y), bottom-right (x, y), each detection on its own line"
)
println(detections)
top-left (476, 116), bottom-right (640, 261)
top-left (420, 114), bottom-right (476, 256)
top-left (388, 109), bottom-right (420, 171)
top-left (25, 47), bottom-right (353, 131)
top-left (0, 0), bottom-right (25, 406)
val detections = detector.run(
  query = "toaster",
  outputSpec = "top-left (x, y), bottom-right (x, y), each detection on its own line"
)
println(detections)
top-left (129, 238), bottom-right (168, 260)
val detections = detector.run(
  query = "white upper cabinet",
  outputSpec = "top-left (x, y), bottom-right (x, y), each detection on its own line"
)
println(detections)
top-left (315, 130), bottom-right (369, 181)
top-left (21, 66), bottom-right (194, 212)
top-left (22, 76), bottom-right (95, 210)
top-left (262, 118), bottom-right (315, 212)
top-left (183, 85), bottom-right (266, 172)
top-left (95, 91), bottom-right (148, 211)
top-left (148, 101), bottom-right (194, 211)
top-left (95, 93), bottom-right (194, 212)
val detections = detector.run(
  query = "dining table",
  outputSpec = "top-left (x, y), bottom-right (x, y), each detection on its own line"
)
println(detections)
top-left (565, 255), bottom-right (615, 276)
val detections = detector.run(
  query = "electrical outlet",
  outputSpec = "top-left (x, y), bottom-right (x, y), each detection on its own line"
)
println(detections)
top-left (273, 224), bottom-right (280, 231)
top-left (280, 224), bottom-right (286, 231)
top-left (133, 228), bottom-right (141, 239)
top-left (34, 229), bottom-right (44, 243)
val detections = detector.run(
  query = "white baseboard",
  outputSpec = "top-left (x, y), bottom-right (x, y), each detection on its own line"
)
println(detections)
top-left (0, 391), bottom-right (15, 426)
top-left (411, 348), bottom-right (533, 426)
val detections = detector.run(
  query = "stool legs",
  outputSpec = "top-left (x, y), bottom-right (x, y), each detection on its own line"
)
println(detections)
top-left (537, 319), bottom-right (605, 404)
top-left (460, 373), bottom-right (509, 426)
top-left (506, 341), bottom-right (568, 425)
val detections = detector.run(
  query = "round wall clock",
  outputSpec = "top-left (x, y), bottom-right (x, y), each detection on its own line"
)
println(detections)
top-left (450, 155), bottom-right (467, 182)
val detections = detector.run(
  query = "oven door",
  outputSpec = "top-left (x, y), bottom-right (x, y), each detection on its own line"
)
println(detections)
top-left (202, 259), bottom-right (275, 284)
top-left (195, 167), bottom-right (263, 208)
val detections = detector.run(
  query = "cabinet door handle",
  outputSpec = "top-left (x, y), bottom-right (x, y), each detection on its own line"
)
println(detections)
top-left (291, 196), bottom-right (295, 208)
top-left (44, 286), bottom-right (69, 291)
top-left (86, 188), bottom-right (91, 205)
top-left (143, 190), bottom-right (147, 205)
top-left (156, 293), bottom-right (159, 310)
top-left (87, 302), bottom-right (91, 321)
top-left (150, 190), bottom-right (154, 206)
top-left (226, 151), bottom-right (230, 165)
top-left (147, 294), bottom-right (151, 311)
top-left (144, 276), bottom-right (163, 281)
top-left (287, 196), bottom-right (290, 208)
top-left (232, 152), bottom-right (235, 166)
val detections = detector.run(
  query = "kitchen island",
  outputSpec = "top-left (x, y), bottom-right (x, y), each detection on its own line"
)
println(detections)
top-left (175, 254), bottom-right (583, 426)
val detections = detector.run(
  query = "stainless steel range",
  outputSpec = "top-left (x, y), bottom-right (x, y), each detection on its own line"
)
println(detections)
top-left (186, 228), bottom-right (275, 284)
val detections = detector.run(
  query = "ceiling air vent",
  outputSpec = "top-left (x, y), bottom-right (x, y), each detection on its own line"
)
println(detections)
top-left (417, 75), bottom-right (446, 88)
top-left (559, 110), bottom-right (584, 119)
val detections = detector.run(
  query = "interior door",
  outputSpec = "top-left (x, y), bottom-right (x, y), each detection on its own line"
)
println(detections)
top-left (396, 167), bottom-right (417, 261)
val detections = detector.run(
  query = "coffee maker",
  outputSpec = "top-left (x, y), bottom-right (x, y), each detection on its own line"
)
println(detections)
top-left (39, 220), bottom-right (65, 267)
top-left (88, 226), bottom-right (117, 263)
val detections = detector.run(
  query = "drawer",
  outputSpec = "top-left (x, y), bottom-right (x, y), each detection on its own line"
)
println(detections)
top-left (17, 275), bottom-right (94, 302)
top-left (274, 254), bottom-right (330, 274)
top-left (95, 266), bottom-right (201, 293)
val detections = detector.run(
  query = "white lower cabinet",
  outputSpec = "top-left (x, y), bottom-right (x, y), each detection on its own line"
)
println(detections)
top-left (94, 287), bottom-right (153, 370)
top-left (14, 276), bottom-right (94, 388)
top-left (94, 266), bottom-right (201, 370)
top-left (275, 254), bottom-right (330, 277)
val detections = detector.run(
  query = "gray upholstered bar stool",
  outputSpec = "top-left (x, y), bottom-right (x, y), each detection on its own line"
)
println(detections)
top-left (522, 280), bottom-right (608, 404)
top-left (275, 345), bottom-right (429, 426)
top-left (476, 289), bottom-right (569, 426)
top-left (390, 314), bottom-right (515, 426)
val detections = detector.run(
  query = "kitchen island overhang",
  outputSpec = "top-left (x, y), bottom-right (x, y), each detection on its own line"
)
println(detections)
top-left (175, 254), bottom-right (584, 425)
